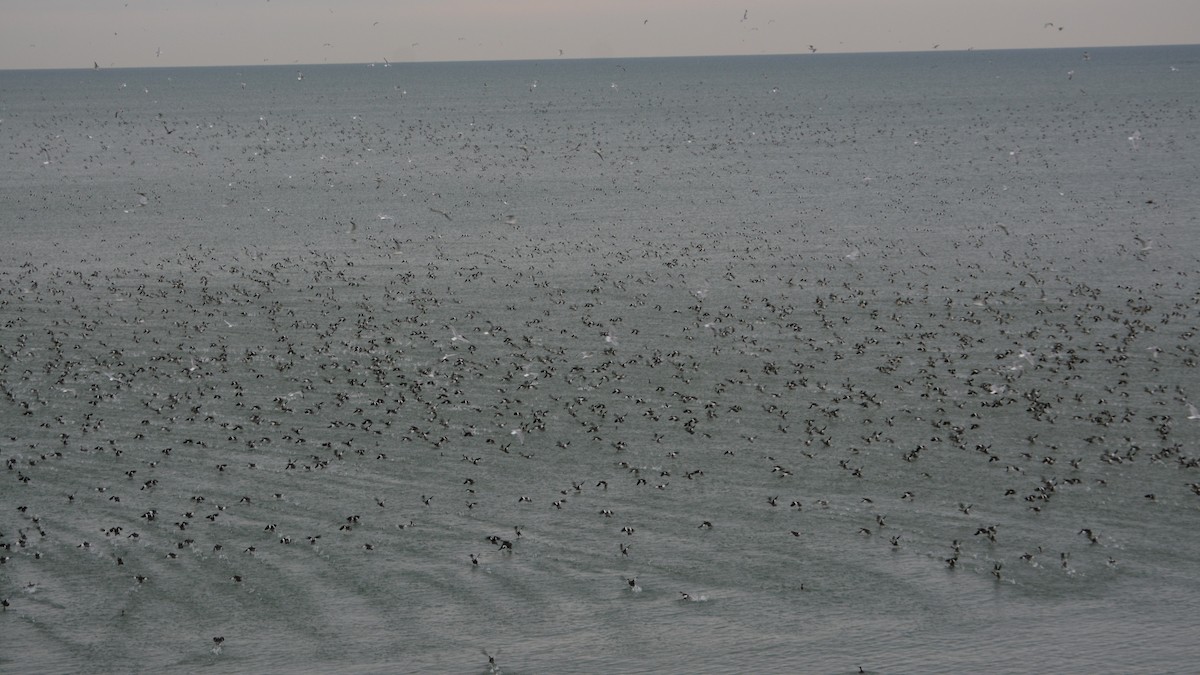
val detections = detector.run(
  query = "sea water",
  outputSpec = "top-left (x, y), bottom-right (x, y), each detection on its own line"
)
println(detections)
top-left (2, 46), bottom-right (1199, 673)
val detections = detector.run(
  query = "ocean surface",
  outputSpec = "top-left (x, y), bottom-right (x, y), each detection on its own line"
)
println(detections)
top-left (2, 45), bottom-right (1199, 673)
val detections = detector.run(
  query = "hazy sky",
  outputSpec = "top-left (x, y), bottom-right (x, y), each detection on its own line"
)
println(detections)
top-left (2, 0), bottom-right (1198, 70)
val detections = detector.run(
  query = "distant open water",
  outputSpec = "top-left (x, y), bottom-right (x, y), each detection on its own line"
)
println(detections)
top-left (2, 46), bottom-right (1200, 673)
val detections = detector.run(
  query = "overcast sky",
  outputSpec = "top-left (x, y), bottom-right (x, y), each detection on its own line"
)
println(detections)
top-left (2, 0), bottom-right (1198, 70)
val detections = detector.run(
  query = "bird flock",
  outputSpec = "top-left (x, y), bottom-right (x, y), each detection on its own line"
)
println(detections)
top-left (2, 51), bottom-right (1199, 671)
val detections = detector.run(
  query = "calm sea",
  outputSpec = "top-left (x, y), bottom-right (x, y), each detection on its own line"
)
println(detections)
top-left (2, 46), bottom-right (1199, 673)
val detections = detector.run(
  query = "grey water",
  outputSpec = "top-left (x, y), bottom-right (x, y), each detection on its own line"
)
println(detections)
top-left (2, 45), bottom-right (1199, 673)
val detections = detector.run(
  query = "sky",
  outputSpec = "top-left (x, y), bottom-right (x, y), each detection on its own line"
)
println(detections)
top-left (1, 0), bottom-right (1198, 70)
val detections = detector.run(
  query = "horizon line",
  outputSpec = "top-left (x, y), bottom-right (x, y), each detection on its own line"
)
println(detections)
top-left (3, 42), bottom-right (1196, 73)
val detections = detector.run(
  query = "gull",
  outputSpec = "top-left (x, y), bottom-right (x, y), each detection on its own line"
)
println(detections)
top-left (1128, 131), bottom-right (1142, 150)
top-left (1186, 401), bottom-right (1200, 420)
